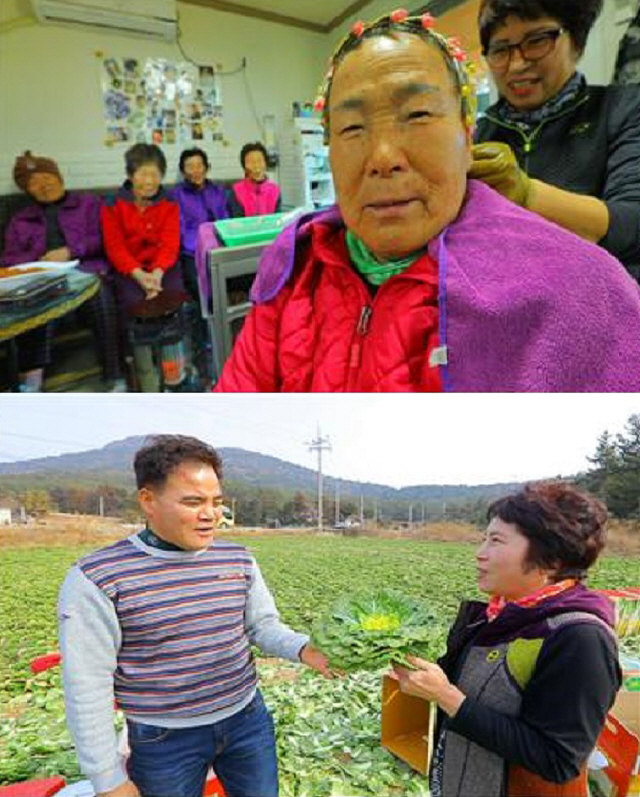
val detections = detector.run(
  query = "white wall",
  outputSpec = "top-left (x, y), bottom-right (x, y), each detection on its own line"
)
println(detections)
top-left (0, 0), bottom-right (327, 192)
top-left (327, 0), bottom-right (391, 52)
top-left (581, 0), bottom-right (636, 84)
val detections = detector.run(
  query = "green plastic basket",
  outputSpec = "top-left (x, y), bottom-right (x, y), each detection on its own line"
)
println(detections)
top-left (214, 212), bottom-right (291, 247)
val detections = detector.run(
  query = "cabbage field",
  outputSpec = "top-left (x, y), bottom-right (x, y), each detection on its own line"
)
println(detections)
top-left (2, 533), bottom-right (638, 796)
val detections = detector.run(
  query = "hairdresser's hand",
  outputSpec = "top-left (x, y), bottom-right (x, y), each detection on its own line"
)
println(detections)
top-left (469, 142), bottom-right (531, 207)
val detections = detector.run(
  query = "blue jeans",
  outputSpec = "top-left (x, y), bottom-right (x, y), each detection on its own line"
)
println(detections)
top-left (126, 691), bottom-right (278, 797)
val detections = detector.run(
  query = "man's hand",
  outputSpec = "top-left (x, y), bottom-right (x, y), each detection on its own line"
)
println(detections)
top-left (97, 779), bottom-right (140, 797)
top-left (42, 246), bottom-right (72, 262)
top-left (468, 142), bottom-right (531, 207)
top-left (299, 643), bottom-right (336, 678)
top-left (390, 656), bottom-right (465, 717)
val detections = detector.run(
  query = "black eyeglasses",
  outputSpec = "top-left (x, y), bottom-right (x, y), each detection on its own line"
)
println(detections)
top-left (484, 29), bottom-right (565, 70)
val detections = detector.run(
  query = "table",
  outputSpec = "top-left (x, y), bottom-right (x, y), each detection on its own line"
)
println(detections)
top-left (195, 224), bottom-right (265, 379)
top-left (0, 269), bottom-right (100, 390)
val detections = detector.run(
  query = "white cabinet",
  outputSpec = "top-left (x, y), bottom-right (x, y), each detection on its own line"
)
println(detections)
top-left (279, 118), bottom-right (335, 210)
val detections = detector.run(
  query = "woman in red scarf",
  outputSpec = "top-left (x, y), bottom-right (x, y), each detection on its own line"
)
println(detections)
top-left (392, 481), bottom-right (621, 797)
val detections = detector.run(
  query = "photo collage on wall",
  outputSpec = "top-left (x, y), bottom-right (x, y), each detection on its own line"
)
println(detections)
top-left (101, 57), bottom-right (224, 146)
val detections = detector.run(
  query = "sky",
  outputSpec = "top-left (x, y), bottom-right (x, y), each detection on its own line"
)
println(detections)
top-left (0, 394), bottom-right (637, 487)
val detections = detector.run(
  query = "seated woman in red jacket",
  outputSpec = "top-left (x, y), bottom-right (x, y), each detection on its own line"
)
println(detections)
top-left (228, 142), bottom-right (281, 217)
top-left (214, 9), bottom-right (640, 392)
top-left (101, 143), bottom-right (188, 392)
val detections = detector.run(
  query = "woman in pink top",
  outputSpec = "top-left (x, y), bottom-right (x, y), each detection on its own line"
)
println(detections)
top-left (229, 142), bottom-right (281, 217)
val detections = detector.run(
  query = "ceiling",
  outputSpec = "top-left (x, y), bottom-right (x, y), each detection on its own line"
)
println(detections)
top-left (179, 0), bottom-right (374, 33)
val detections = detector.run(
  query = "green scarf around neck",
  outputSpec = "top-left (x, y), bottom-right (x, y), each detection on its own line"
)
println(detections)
top-left (345, 230), bottom-right (426, 286)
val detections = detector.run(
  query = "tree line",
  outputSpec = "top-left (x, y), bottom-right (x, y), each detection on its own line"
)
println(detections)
top-left (576, 414), bottom-right (640, 519)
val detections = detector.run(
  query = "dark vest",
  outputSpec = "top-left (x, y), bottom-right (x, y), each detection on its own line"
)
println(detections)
top-left (441, 611), bottom-right (616, 797)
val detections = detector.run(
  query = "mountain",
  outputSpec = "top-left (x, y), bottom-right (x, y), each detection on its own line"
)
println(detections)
top-left (0, 436), bottom-right (521, 502)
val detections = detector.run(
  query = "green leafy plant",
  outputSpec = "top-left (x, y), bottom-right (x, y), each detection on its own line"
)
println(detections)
top-left (312, 590), bottom-right (446, 672)
top-left (2, 536), bottom-right (636, 793)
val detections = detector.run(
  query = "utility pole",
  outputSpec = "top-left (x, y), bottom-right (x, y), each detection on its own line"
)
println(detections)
top-left (334, 480), bottom-right (340, 526)
top-left (408, 503), bottom-right (413, 527)
top-left (306, 427), bottom-right (331, 532)
top-left (359, 492), bottom-right (365, 526)
top-left (99, 495), bottom-right (104, 517)
top-left (421, 502), bottom-right (425, 524)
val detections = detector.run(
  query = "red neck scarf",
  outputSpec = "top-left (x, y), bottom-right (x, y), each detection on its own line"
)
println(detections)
top-left (486, 578), bottom-right (578, 622)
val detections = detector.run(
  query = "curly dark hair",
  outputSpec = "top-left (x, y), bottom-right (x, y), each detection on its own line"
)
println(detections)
top-left (487, 481), bottom-right (607, 580)
top-left (478, 0), bottom-right (603, 55)
top-left (124, 143), bottom-right (167, 178)
top-left (178, 147), bottom-right (210, 173)
top-left (134, 435), bottom-right (223, 489)
top-left (239, 142), bottom-right (268, 170)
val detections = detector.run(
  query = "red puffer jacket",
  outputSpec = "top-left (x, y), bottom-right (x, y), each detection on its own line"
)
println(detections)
top-left (215, 221), bottom-right (442, 392)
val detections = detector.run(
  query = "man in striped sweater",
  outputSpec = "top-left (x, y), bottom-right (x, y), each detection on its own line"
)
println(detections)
top-left (59, 434), bottom-right (331, 797)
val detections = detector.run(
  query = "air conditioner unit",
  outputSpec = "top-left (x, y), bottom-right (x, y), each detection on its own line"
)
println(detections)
top-left (30, 0), bottom-right (178, 41)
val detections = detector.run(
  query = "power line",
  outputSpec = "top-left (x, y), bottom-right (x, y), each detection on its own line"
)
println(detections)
top-left (0, 431), bottom-right (94, 448)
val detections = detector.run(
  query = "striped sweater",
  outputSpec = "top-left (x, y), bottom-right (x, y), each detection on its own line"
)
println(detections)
top-left (80, 536), bottom-right (258, 715)
top-left (59, 534), bottom-right (309, 794)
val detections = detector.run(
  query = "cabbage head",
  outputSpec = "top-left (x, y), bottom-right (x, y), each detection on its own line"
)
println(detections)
top-left (312, 590), bottom-right (446, 672)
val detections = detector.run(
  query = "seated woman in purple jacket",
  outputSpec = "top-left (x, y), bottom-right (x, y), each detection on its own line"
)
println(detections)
top-left (228, 142), bottom-right (282, 217)
top-left (169, 147), bottom-right (228, 302)
top-left (2, 151), bottom-right (122, 391)
top-left (169, 147), bottom-right (228, 385)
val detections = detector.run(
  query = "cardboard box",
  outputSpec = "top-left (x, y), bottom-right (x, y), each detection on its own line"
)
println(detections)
top-left (380, 674), bottom-right (435, 776)
top-left (614, 690), bottom-right (640, 743)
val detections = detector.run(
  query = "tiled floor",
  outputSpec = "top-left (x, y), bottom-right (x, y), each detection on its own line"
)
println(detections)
top-left (3, 316), bottom-right (213, 393)
top-left (37, 323), bottom-right (111, 392)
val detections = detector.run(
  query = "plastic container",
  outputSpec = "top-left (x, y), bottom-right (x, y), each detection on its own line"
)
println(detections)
top-left (213, 212), bottom-right (291, 248)
top-left (0, 777), bottom-right (66, 797)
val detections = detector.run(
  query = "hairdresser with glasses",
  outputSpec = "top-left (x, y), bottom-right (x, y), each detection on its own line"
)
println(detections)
top-left (471, 0), bottom-right (640, 279)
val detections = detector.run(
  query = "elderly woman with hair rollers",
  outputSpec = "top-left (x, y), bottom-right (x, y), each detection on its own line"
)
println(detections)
top-left (391, 481), bottom-right (621, 797)
top-left (214, 8), bottom-right (640, 393)
top-left (471, 0), bottom-right (640, 279)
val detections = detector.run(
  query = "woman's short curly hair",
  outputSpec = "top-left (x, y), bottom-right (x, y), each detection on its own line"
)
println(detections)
top-left (134, 434), bottom-right (222, 489)
top-left (179, 147), bottom-right (210, 173)
top-left (240, 142), bottom-right (269, 170)
top-left (124, 143), bottom-right (167, 178)
top-left (487, 481), bottom-right (607, 580)
top-left (479, 0), bottom-right (603, 55)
